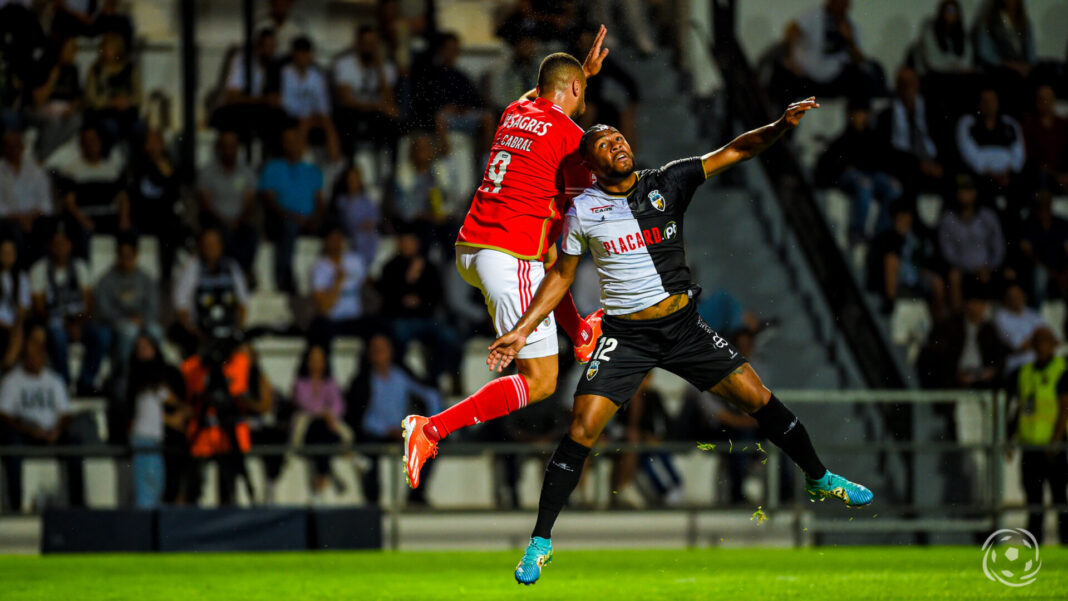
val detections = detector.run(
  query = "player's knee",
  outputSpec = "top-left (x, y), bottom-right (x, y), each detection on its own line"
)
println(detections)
top-left (526, 373), bottom-right (557, 403)
top-left (568, 419), bottom-right (599, 447)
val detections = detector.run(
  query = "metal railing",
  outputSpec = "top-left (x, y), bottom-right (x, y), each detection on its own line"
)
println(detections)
top-left (2, 390), bottom-right (1064, 548)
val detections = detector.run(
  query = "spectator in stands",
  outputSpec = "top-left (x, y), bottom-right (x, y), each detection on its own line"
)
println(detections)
top-left (332, 24), bottom-right (400, 163)
top-left (27, 37), bottom-right (83, 159)
top-left (571, 27), bottom-right (641, 147)
top-left (307, 225), bottom-right (372, 352)
top-left (611, 373), bottom-right (683, 507)
top-left (392, 133), bottom-right (457, 256)
top-left (346, 333), bottom-right (441, 506)
top-left (290, 344), bottom-right (352, 503)
top-left (211, 27), bottom-right (284, 151)
top-left (495, 0), bottom-right (576, 46)
top-left (485, 34), bottom-right (539, 114)
top-left (279, 36), bottom-right (340, 161)
top-left (257, 0), bottom-right (307, 58)
top-left (918, 0), bottom-right (973, 76)
top-left (128, 129), bottom-right (181, 283)
top-left (973, 0), bottom-right (1035, 115)
top-left (697, 288), bottom-right (762, 338)
top-left (0, 238), bottom-right (28, 368)
top-left (678, 388), bottom-right (762, 506)
top-left (1007, 325), bottom-right (1068, 544)
top-left (171, 228), bottom-right (249, 358)
top-left (94, 232), bottom-right (160, 375)
top-left (241, 345), bottom-right (286, 504)
top-left (0, 325), bottom-right (84, 512)
top-left (1019, 191), bottom-right (1068, 306)
top-left (30, 228), bottom-right (107, 394)
top-left (198, 130), bottom-right (259, 280)
top-left (995, 282), bottom-right (1045, 374)
top-left (938, 175), bottom-right (1005, 311)
top-left (589, 0), bottom-right (656, 57)
top-left (816, 97), bottom-right (902, 243)
top-left (758, 22), bottom-right (806, 109)
top-left (791, 0), bottom-right (885, 100)
top-left (127, 333), bottom-right (186, 509)
top-left (379, 229), bottom-right (462, 386)
top-left (867, 202), bottom-right (946, 319)
top-left (414, 32), bottom-right (494, 155)
top-left (375, 0), bottom-right (421, 78)
top-left (50, 125), bottom-right (129, 260)
top-left (258, 125), bottom-right (326, 293)
top-left (0, 129), bottom-right (53, 257)
top-left (91, 0), bottom-right (135, 46)
top-left (85, 32), bottom-right (142, 145)
top-left (879, 67), bottom-right (944, 198)
top-left (918, 278), bottom-right (1007, 389)
top-left (332, 165), bottom-right (379, 269)
top-left (1022, 84), bottom-right (1068, 193)
top-left (956, 88), bottom-right (1025, 202)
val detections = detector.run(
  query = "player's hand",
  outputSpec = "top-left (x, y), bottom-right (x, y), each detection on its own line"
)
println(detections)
top-left (487, 330), bottom-right (528, 372)
top-left (780, 97), bottom-right (819, 129)
top-left (582, 24), bottom-right (610, 78)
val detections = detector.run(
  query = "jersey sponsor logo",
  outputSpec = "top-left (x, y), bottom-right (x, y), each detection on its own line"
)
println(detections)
top-left (501, 113), bottom-right (553, 136)
top-left (664, 220), bottom-right (678, 240)
top-left (586, 360), bottom-right (600, 380)
top-left (648, 190), bottom-right (666, 211)
top-left (590, 205), bottom-right (613, 214)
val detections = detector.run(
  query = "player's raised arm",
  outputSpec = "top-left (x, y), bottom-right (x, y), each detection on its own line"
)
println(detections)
top-left (488, 253), bottom-right (582, 372)
top-left (517, 25), bottom-right (609, 103)
top-left (700, 97), bottom-right (819, 178)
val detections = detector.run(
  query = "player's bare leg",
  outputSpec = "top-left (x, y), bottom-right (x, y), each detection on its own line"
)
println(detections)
top-left (403, 355), bottom-right (560, 489)
top-left (516, 393), bottom-right (618, 584)
top-left (710, 364), bottom-right (873, 507)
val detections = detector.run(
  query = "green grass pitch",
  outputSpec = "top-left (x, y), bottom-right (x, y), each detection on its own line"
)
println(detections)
top-left (2, 546), bottom-right (1065, 600)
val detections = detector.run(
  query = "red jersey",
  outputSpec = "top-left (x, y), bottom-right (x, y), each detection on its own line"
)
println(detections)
top-left (456, 97), bottom-right (593, 260)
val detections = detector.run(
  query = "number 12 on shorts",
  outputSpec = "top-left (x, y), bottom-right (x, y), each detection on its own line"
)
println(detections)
top-left (481, 150), bottom-right (512, 193)
top-left (592, 336), bottom-right (617, 361)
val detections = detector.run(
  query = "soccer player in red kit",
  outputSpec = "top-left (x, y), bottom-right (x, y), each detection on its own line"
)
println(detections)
top-left (401, 28), bottom-right (611, 489)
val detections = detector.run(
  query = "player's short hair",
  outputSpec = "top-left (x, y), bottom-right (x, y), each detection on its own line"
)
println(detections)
top-left (579, 124), bottom-right (616, 159)
top-left (537, 52), bottom-right (584, 93)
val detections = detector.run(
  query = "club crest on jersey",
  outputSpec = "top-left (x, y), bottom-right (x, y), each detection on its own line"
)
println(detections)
top-left (648, 190), bottom-right (666, 212)
top-left (586, 360), bottom-right (600, 381)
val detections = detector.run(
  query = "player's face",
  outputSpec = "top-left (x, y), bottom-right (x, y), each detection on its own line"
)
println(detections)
top-left (586, 129), bottom-right (635, 180)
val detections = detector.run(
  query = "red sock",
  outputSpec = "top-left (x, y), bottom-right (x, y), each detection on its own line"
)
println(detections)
top-left (553, 291), bottom-right (593, 346)
top-left (425, 375), bottom-right (529, 441)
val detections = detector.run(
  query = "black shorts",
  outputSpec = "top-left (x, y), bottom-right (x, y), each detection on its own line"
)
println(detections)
top-left (575, 301), bottom-right (748, 406)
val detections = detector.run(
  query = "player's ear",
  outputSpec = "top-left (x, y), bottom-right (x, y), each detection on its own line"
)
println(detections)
top-left (571, 78), bottom-right (581, 98)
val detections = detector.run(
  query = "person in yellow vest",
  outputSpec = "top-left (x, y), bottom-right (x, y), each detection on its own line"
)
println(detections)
top-left (1010, 326), bottom-right (1068, 543)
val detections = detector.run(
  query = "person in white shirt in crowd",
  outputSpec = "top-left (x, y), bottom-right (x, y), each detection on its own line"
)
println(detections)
top-left (211, 28), bottom-right (286, 152)
top-left (280, 36), bottom-right (340, 161)
top-left (0, 325), bottom-right (83, 512)
top-left (126, 333), bottom-right (186, 508)
top-left (332, 24), bottom-right (400, 163)
top-left (791, 0), bottom-right (885, 100)
top-left (307, 225), bottom-right (372, 354)
top-left (878, 66), bottom-right (945, 197)
top-left (995, 282), bottom-right (1047, 374)
top-left (197, 130), bottom-right (259, 280)
top-left (332, 165), bottom-right (380, 269)
top-left (170, 228), bottom-right (249, 358)
top-left (29, 228), bottom-right (108, 395)
top-left (0, 130), bottom-right (55, 259)
top-left (956, 87), bottom-right (1025, 202)
top-left (0, 238), bottom-right (29, 369)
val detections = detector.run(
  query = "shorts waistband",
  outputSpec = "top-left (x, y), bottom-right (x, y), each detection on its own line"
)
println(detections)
top-left (602, 298), bottom-right (695, 327)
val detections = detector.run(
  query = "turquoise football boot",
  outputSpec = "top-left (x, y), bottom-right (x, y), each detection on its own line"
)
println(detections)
top-left (514, 537), bottom-right (553, 585)
top-left (805, 470), bottom-right (874, 507)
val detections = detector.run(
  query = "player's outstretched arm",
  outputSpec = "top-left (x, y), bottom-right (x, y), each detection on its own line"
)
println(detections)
top-left (487, 253), bottom-right (581, 372)
top-left (701, 97), bottom-right (819, 178)
top-left (515, 24), bottom-right (609, 103)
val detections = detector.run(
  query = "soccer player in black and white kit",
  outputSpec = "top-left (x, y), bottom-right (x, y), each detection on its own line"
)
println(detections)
top-left (488, 97), bottom-right (874, 585)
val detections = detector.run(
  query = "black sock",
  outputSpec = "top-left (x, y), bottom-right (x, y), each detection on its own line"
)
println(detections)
top-left (752, 395), bottom-right (827, 480)
top-left (531, 436), bottom-right (590, 539)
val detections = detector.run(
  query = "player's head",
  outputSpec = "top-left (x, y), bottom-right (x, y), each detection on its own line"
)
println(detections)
top-left (537, 52), bottom-right (587, 117)
top-left (579, 124), bottom-right (635, 182)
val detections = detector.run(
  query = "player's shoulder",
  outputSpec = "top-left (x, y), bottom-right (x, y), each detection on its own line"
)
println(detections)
top-left (569, 186), bottom-right (612, 215)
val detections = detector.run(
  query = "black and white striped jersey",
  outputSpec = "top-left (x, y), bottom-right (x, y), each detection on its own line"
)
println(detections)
top-left (562, 157), bottom-right (708, 315)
